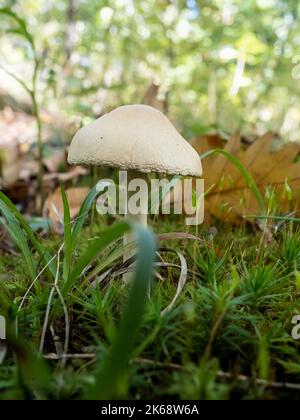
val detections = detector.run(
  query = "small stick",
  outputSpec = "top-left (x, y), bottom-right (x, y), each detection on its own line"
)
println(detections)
top-left (131, 357), bottom-right (300, 391)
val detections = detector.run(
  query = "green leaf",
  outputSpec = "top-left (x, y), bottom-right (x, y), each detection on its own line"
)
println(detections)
top-left (0, 192), bottom-right (55, 278)
top-left (71, 185), bottom-right (99, 250)
top-left (0, 203), bottom-right (36, 280)
top-left (87, 225), bottom-right (156, 400)
top-left (64, 222), bottom-right (131, 298)
top-left (0, 8), bottom-right (35, 52)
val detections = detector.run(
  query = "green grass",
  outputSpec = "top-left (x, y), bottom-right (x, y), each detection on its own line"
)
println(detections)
top-left (1, 216), bottom-right (300, 400)
top-left (0, 188), bottom-right (157, 399)
top-left (0, 149), bottom-right (300, 400)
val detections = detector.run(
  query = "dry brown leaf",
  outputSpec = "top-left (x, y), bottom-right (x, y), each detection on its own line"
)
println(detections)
top-left (191, 134), bottom-right (224, 155)
top-left (142, 83), bottom-right (166, 112)
top-left (191, 134), bottom-right (225, 170)
top-left (193, 133), bottom-right (300, 224)
top-left (167, 133), bottom-right (300, 225)
top-left (1, 157), bottom-right (39, 188)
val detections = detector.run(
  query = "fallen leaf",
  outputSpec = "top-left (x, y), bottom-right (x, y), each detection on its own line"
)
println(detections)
top-left (168, 133), bottom-right (300, 225)
top-left (142, 83), bottom-right (166, 112)
top-left (196, 132), bottom-right (300, 224)
top-left (1, 157), bottom-right (39, 188)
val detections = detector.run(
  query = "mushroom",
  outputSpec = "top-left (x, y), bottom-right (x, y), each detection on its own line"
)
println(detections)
top-left (68, 104), bottom-right (202, 274)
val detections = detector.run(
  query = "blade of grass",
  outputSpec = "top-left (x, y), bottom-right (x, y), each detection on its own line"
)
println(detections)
top-left (0, 192), bottom-right (56, 278)
top-left (201, 149), bottom-right (266, 215)
top-left (85, 241), bottom-right (135, 284)
top-left (0, 202), bottom-right (36, 280)
top-left (50, 222), bottom-right (132, 322)
top-left (64, 222), bottom-right (131, 298)
top-left (0, 8), bottom-right (35, 52)
top-left (10, 329), bottom-right (51, 399)
top-left (86, 225), bottom-right (156, 400)
top-left (71, 185), bottom-right (99, 250)
top-left (61, 186), bottom-right (71, 280)
top-left (0, 292), bottom-right (51, 399)
top-left (150, 175), bottom-right (181, 214)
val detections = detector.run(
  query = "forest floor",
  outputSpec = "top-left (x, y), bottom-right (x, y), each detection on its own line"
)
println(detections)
top-left (0, 219), bottom-right (300, 400)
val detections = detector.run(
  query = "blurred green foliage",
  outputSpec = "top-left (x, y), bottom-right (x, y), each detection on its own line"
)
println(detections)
top-left (0, 0), bottom-right (300, 140)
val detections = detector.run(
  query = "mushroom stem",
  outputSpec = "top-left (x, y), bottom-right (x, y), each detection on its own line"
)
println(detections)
top-left (123, 170), bottom-right (148, 279)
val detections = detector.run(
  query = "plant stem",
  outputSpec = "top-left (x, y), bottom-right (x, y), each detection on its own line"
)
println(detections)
top-left (0, 59), bottom-right (45, 213)
top-left (31, 90), bottom-right (44, 213)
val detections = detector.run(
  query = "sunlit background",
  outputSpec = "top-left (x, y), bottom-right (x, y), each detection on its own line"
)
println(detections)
top-left (1, 0), bottom-right (300, 141)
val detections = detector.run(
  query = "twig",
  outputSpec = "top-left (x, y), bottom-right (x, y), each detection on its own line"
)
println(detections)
top-left (44, 353), bottom-right (96, 360)
top-left (42, 353), bottom-right (300, 391)
top-left (131, 357), bottom-right (300, 391)
top-left (217, 371), bottom-right (300, 391)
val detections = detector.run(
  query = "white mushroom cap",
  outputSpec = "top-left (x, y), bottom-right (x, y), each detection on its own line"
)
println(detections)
top-left (68, 104), bottom-right (202, 176)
